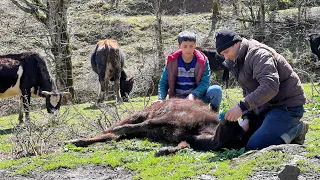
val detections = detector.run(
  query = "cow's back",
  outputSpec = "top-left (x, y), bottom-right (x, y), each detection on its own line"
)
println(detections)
top-left (118, 98), bottom-right (220, 143)
top-left (0, 52), bottom-right (52, 95)
top-left (0, 55), bottom-right (21, 94)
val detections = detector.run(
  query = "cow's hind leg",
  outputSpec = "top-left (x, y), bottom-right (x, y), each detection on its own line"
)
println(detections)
top-left (19, 92), bottom-right (31, 124)
top-left (155, 141), bottom-right (190, 157)
top-left (111, 116), bottom-right (169, 135)
top-left (68, 133), bottom-right (120, 147)
top-left (103, 64), bottom-right (112, 102)
top-left (103, 111), bottom-right (149, 134)
top-left (98, 73), bottom-right (106, 103)
top-left (110, 48), bottom-right (122, 103)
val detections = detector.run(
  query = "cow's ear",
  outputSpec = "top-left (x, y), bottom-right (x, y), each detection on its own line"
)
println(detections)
top-left (41, 91), bottom-right (52, 96)
top-left (127, 77), bottom-right (134, 82)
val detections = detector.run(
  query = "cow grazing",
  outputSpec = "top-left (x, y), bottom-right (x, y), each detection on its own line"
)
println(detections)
top-left (196, 47), bottom-right (229, 88)
top-left (0, 52), bottom-right (70, 123)
top-left (309, 33), bottom-right (320, 60)
top-left (69, 98), bottom-right (246, 156)
top-left (91, 39), bottom-right (134, 103)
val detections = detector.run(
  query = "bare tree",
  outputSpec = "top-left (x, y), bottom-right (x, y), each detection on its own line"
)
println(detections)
top-left (232, 0), bottom-right (239, 16)
top-left (201, 0), bottom-right (220, 47)
top-left (259, 0), bottom-right (265, 41)
top-left (10, 0), bottom-right (74, 98)
top-left (151, 0), bottom-right (165, 95)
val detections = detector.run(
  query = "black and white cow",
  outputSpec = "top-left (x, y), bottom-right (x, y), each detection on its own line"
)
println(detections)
top-left (91, 39), bottom-right (134, 103)
top-left (309, 33), bottom-right (320, 60)
top-left (0, 52), bottom-right (70, 123)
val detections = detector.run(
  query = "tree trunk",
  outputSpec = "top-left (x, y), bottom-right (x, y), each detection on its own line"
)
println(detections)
top-left (259, 0), bottom-right (265, 41)
top-left (151, 0), bottom-right (164, 95)
top-left (232, 0), bottom-right (238, 16)
top-left (201, 0), bottom-right (219, 47)
top-left (10, 0), bottom-right (75, 99)
top-left (47, 0), bottom-right (74, 98)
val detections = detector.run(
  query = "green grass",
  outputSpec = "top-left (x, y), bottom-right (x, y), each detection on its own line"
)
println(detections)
top-left (0, 84), bottom-right (319, 179)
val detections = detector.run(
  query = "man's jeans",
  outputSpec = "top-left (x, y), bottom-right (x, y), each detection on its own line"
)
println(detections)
top-left (201, 85), bottom-right (222, 111)
top-left (246, 106), bottom-right (305, 150)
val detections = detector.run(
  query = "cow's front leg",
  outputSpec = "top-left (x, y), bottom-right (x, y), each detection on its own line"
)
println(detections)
top-left (114, 78), bottom-right (122, 103)
top-left (155, 141), bottom-right (190, 157)
top-left (98, 81), bottom-right (106, 103)
top-left (18, 96), bottom-right (24, 124)
top-left (67, 133), bottom-right (120, 147)
top-left (21, 93), bottom-right (31, 123)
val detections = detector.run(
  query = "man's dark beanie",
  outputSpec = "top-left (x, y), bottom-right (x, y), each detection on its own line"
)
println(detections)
top-left (215, 29), bottom-right (242, 54)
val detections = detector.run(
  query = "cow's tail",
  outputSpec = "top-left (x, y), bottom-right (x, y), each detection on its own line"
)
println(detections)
top-left (109, 45), bottom-right (121, 80)
top-left (91, 44), bottom-right (99, 72)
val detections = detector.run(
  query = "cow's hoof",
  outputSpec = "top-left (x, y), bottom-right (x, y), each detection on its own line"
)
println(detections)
top-left (154, 147), bottom-right (172, 157)
top-left (65, 139), bottom-right (88, 147)
top-left (116, 99), bottom-right (123, 104)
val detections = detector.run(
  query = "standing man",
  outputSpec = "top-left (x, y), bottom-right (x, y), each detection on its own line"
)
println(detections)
top-left (215, 29), bottom-right (308, 150)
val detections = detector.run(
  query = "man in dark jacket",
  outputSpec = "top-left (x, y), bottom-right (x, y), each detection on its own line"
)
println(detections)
top-left (215, 29), bottom-right (308, 150)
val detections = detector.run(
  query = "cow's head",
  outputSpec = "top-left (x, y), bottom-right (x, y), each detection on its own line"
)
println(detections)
top-left (41, 91), bottom-right (71, 113)
top-left (120, 77), bottom-right (134, 99)
top-left (308, 33), bottom-right (320, 60)
top-left (217, 120), bottom-right (247, 150)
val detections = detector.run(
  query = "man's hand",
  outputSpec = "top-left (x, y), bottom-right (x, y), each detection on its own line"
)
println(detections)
top-left (187, 94), bottom-right (195, 100)
top-left (225, 104), bottom-right (243, 122)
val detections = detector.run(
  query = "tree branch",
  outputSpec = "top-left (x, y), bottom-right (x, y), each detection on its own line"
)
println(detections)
top-left (10, 0), bottom-right (48, 25)
top-left (24, 0), bottom-right (49, 14)
top-left (10, 0), bottom-right (33, 14)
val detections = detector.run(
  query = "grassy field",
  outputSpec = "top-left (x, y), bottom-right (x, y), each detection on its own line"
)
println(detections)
top-left (0, 84), bottom-right (319, 179)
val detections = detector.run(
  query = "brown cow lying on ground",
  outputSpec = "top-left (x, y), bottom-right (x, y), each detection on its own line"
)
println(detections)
top-left (69, 98), bottom-right (247, 156)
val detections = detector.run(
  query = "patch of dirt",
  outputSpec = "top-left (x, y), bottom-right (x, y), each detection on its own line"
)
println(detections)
top-left (1, 145), bottom-right (319, 179)
top-left (0, 165), bottom-right (133, 180)
top-left (236, 144), bottom-right (320, 180)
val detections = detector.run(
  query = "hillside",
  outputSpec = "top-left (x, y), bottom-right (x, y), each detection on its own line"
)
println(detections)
top-left (1, 0), bottom-right (320, 104)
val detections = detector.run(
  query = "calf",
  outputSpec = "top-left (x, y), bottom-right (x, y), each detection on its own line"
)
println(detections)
top-left (69, 98), bottom-right (246, 156)
top-left (309, 33), bottom-right (320, 60)
top-left (91, 40), bottom-right (134, 103)
top-left (196, 47), bottom-right (229, 88)
top-left (0, 52), bottom-right (70, 123)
